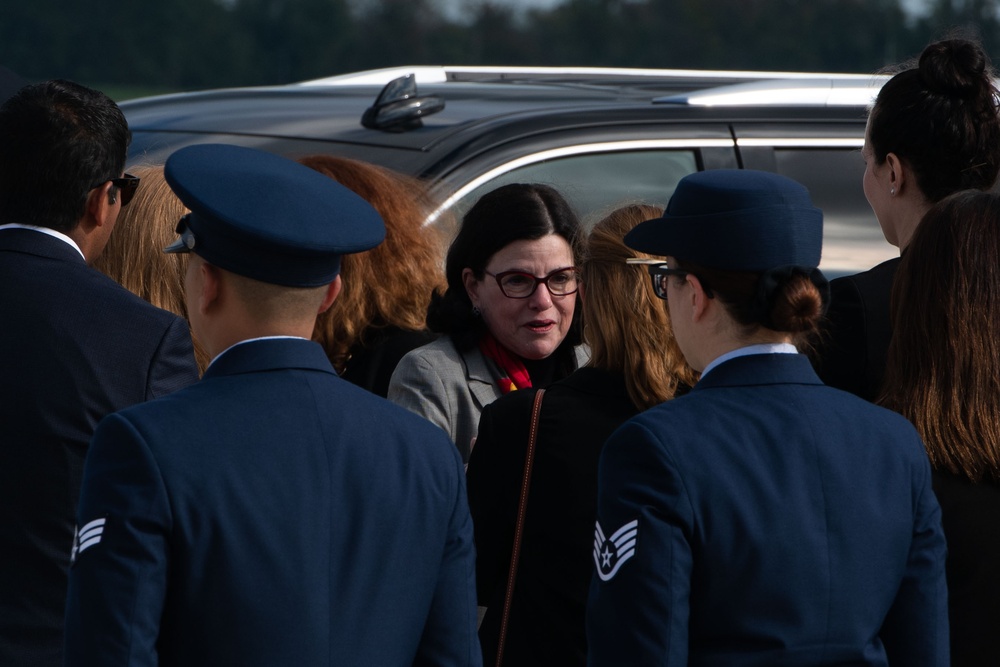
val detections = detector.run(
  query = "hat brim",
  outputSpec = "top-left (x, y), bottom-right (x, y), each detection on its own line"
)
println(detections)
top-left (625, 205), bottom-right (823, 272)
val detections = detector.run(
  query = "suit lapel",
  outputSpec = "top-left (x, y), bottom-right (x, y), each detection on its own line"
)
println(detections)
top-left (0, 228), bottom-right (87, 264)
top-left (462, 347), bottom-right (503, 410)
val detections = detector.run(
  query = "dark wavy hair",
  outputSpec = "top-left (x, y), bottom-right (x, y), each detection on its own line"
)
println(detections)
top-left (868, 37), bottom-right (1000, 203)
top-left (0, 80), bottom-right (130, 233)
top-left (880, 190), bottom-right (1000, 482)
top-left (427, 182), bottom-right (583, 352)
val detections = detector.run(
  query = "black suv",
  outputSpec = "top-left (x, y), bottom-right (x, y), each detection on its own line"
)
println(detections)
top-left (121, 66), bottom-right (895, 276)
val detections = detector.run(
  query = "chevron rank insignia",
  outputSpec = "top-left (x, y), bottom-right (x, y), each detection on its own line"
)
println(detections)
top-left (71, 517), bottom-right (107, 564)
top-left (593, 519), bottom-right (638, 581)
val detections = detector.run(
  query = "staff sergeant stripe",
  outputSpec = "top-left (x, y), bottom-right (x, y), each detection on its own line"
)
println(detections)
top-left (593, 519), bottom-right (638, 582)
top-left (76, 518), bottom-right (106, 556)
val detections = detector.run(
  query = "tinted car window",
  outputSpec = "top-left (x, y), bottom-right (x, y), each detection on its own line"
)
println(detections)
top-left (773, 148), bottom-right (894, 277)
top-left (447, 149), bottom-right (699, 226)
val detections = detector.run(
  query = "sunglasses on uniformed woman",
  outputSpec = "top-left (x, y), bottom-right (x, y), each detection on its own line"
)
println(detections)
top-left (626, 258), bottom-right (713, 301)
top-left (90, 173), bottom-right (141, 207)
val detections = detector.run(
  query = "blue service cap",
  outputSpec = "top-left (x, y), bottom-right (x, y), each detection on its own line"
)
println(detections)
top-left (163, 144), bottom-right (385, 287)
top-left (625, 169), bottom-right (823, 272)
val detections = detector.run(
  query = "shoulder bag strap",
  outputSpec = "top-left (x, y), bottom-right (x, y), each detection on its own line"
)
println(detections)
top-left (495, 388), bottom-right (545, 667)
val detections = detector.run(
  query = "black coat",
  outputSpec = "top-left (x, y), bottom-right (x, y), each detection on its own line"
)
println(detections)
top-left (466, 367), bottom-right (638, 667)
top-left (340, 326), bottom-right (438, 398)
top-left (933, 471), bottom-right (1000, 666)
top-left (816, 257), bottom-right (899, 401)
top-left (0, 229), bottom-right (199, 666)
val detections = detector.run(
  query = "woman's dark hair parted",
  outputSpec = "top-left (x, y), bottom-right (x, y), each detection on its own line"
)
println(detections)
top-left (880, 189), bottom-right (1000, 483)
top-left (868, 37), bottom-right (1000, 203)
top-left (426, 182), bottom-right (584, 349)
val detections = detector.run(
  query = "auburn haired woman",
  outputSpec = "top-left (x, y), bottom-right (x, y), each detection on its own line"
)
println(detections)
top-left (299, 155), bottom-right (445, 397)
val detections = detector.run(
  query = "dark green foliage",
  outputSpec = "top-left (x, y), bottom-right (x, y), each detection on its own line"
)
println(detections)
top-left (2, 0), bottom-right (999, 93)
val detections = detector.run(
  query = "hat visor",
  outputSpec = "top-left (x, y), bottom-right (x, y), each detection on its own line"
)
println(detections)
top-left (163, 237), bottom-right (191, 254)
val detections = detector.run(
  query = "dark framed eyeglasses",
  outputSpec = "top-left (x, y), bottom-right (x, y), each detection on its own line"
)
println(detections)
top-left (90, 173), bottom-right (140, 207)
top-left (627, 259), bottom-right (713, 301)
top-left (485, 266), bottom-right (580, 299)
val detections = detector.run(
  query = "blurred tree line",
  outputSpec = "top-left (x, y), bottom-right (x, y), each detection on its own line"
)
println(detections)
top-left (2, 0), bottom-right (998, 93)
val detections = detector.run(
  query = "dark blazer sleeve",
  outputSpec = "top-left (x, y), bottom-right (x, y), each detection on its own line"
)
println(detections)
top-left (817, 275), bottom-right (870, 397)
top-left (64, 414), bottom-right (172, 667)
top-left (586, 421), bottom-right (693, 665)
top-left (415, 448), bottom-right (483, 667)
top-left (879, 445), bottom-right (950, 666)
top-left (146, 315), bottom-right (200, 399)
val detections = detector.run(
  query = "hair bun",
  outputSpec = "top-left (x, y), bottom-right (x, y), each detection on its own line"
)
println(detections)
top-left (919, 38), bottom-right (993, 100)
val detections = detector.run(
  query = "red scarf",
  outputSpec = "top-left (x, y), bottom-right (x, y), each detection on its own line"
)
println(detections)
top-left (478, 334), bottom-right (531, 394)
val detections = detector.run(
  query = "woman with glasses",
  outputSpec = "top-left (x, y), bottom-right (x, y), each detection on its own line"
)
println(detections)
top-left (587, 170), bottom-right (947, 666)
top-left (388, 183), bottom-right (587, 461)
top-left (466, 204), bottom-right (695, 666)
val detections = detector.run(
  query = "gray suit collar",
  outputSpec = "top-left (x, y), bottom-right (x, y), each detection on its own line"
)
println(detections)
top-left (461, 346), bottom-right (503, 410)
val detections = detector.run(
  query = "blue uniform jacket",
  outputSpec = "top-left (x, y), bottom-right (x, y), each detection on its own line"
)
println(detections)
top-left (65, 338), bottom-right (481, 667)
top-left (587, 353), bottom-right (948, 666)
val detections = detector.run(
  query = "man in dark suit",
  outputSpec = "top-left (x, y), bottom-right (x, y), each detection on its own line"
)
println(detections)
top-left (0, 80), bottom-right (199, 666)
top-left (64, 144), bottom-right (481, 666)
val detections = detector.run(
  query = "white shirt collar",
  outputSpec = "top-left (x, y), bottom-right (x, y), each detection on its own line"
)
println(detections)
top-left (0, 223), bottom-right (85, 260)
top-left (206, 336), bottom-right (308, 371)
top-left (700, 342), bottom-right (799, 379)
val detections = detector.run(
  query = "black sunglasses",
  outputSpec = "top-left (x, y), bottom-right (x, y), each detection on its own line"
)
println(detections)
top-left (91, 173), bottom-right (141, 207)
top-left (628, 260), bottom-right (713, 301)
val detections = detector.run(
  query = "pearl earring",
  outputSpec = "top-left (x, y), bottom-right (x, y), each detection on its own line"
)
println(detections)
top-left (890, 187), bottom-right (895, 196)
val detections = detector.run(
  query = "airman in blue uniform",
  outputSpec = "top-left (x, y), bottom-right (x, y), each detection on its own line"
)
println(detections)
top-left (64, 144), bottom-right (481, 666)
top-left (586, 170), bottom-right (948, 665)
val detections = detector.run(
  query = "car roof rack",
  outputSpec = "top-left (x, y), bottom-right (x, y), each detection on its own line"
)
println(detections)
top-left (298, 65), bottom-right (879, 88)
top-left (654, 75), bottom-right (891, 107)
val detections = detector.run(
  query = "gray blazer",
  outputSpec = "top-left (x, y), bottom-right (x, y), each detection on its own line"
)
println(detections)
top-left (388, 336), bottom-right (588, 461)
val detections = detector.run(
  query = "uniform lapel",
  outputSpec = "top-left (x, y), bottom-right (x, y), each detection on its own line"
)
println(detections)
top-left (203, 338), bottom-right (336, 380)
top-left (692, 353), bottom-right (824, 392)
